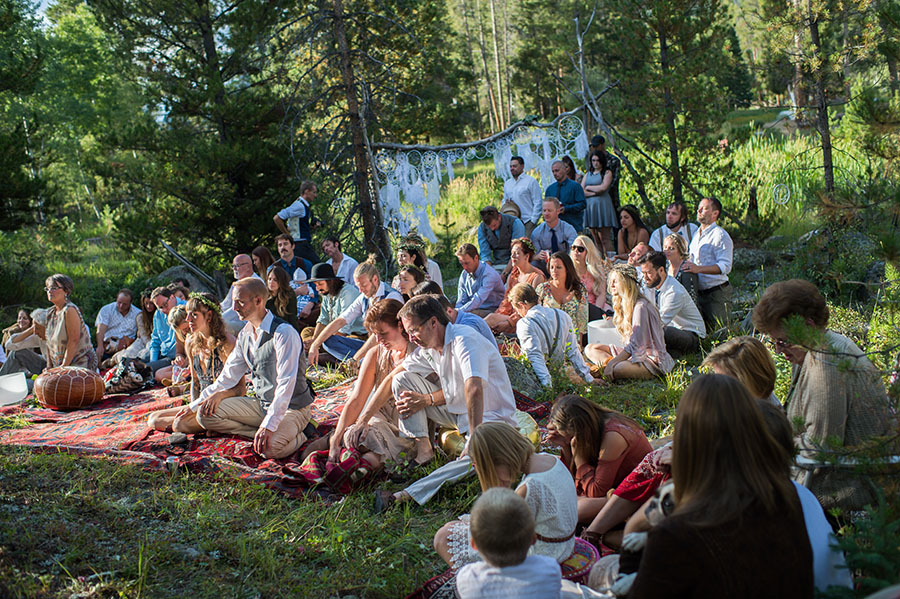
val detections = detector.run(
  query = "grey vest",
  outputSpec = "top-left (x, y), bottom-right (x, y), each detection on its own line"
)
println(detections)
top-left (240, 315), bottom-right (314, 411)
top-left (479, 213), bottom-right (516, 263)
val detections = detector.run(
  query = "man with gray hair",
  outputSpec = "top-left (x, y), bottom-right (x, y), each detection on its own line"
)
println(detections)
top-left (186, 277), bottom-right (315, 459)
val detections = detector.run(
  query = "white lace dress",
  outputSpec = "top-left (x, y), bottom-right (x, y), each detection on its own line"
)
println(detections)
top-left (448, 455), bottom-right (578, 569)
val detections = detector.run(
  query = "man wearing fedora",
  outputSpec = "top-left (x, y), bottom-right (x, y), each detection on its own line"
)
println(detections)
top-left (301, 263), bottom-right (365, 365)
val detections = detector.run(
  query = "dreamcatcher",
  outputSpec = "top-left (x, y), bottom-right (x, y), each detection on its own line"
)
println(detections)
top-left (373, 115), bottom-right (589, 241)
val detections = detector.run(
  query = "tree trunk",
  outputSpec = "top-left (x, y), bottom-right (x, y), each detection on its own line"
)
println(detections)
top-left (333, 0), bottom-right (391, 259)
top-left (889, 58), bottom-right (899, 96)
top-left (501, 0), bottom-right (513, 125)
top-left (807, 1), bottom-right (835, 200)
top-left (459, 0), bottom-right (485, 136)
top-left (475, 0), bottom-right (500, 131)
top-left (657, 24), bottom-right (683, 204)
top-left (196, 0), bottom-right (229, 144)
top-left (488, 0), bottom-right (504, 128)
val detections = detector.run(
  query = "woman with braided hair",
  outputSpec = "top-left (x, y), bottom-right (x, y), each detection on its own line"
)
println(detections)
top-left (148, 292), bottom-right (244, 433)
top-left (584, 264), bottom-right (673, 380)
top-left (484, 237), bottom-right (546, 334)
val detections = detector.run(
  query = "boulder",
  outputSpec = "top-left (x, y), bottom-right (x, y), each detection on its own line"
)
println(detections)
top-left (732, 248), bottom-right (775, 271)
top-left (156, 265), bottom-right (219, 297)
top-left (503, 356), bottom-right (542, 399)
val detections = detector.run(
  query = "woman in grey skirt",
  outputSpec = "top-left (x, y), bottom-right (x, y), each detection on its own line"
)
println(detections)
top-left (581, 151), bottom-right (617, 255)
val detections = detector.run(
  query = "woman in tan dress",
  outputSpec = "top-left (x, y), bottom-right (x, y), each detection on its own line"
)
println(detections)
top-left (321, 298), bottom-right (418, 469)
top-left (19, 274), bottom-right (97, 372)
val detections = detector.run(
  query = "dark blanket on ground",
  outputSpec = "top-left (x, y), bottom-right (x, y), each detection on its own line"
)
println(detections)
top-left (0, 384), bottom-right (550, 500)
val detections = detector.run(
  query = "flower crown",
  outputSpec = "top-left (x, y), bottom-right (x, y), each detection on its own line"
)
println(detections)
top-left (189, 292), bottom-right (222, 315)
top-left (396, 243), bottom-right (421, 255)
top-left (514, 237), bottom-right (537, 255)
top-left (611, 263), bottom-right (640, 285)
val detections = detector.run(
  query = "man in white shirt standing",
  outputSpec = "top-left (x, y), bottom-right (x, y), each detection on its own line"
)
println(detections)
top-left (321, 236), bottom-right (359, 285)
top-left (684, 197), bottom-right (734, 329)
top-left (373, 295), bottom-right (517, 512)
top-left (648, 201), bottom-right (699, 252)
top-left (640, 251), bottom-right (706, 356)
top-left (502, 156), bottom-right (543, 237)
top-left (187, 277), bottom-right (314, 459)
top-left (273, 180), bottom-right (321, 266)
top-left (95, 289), bottom-right (140, 361)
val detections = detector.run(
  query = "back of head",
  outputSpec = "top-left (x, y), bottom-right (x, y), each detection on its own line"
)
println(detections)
top-left (470, 488), bottom-right (535, 568)
top-left (397, 294), bottom-right (450, 326)
top-left (411, 280), bottom-right (443, 297)
top-left (468, 421), bottom-right (534, 492)
top-left (507, 283), bottom-right (538, 308)
top-left (702, 336), bottom-right (776, 400)
top-left (756, 399), bottom-right (795, 461)
top-left (672, 374), bottom-right (795, 526)
top-left (752, 279), bottom-right (829, 335)
top-left (480, 205), bottom-right (500, 226)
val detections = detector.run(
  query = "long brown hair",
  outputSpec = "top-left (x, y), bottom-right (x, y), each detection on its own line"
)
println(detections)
top-left (549, 395), bottom-right (640, 475)
top-left (252, 246), bottom-right (276, 278)
top-left (267, 265), bottom-right (295, 317)
top-left (139, 289), bottom-right (155, 336)
top-left (549, 251), bottom-right (583, 301)
top-left (185, 292), bottom-right (230, 363)
top-left (672, 374), bottom-right (797, 527)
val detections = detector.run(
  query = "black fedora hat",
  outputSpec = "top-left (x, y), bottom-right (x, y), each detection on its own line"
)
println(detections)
top-left (306, 263), bottom-right (341, 283)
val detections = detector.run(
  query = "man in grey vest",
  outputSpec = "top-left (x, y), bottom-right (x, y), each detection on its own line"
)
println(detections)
top-left (476, 205), bottom-right (524, 279)
top-left (190, 277), bottom-right (314, 459)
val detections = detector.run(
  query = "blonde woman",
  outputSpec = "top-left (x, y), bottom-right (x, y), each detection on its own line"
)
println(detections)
top-left (570, 234), bottom-right (611, 316)
top-left (663, 233), bottom-right (700, 305)
top-left (584, 264), bottom-right (673, 380)
top-left (432, 422), bottom-right (577, 569)
top-left (703, 336), bottom-right (780, 406)
top-left (484, 238), bottom-right (546, 334)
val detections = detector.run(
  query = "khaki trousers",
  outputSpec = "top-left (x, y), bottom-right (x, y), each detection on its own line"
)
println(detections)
top-left (196, 396), bottom-right (312, 460)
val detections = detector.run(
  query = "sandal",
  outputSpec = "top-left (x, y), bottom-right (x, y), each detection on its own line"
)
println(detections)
top-left (373, 489), bottom-right (396, 515)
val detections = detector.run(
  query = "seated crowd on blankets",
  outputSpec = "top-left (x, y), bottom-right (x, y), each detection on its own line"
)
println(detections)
top-left (6, 169), bottom-right (896, 598)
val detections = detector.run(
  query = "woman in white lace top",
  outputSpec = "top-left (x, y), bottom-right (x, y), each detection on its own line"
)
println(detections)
top-left (432, 422), bottom-right (578, 569)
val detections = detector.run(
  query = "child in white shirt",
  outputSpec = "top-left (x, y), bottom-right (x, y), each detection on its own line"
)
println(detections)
top-left (456, 488), bottom-right (562, 599)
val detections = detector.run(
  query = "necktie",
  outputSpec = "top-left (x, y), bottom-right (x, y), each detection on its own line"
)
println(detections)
top-left (550, 228), bottom-right (559, 253)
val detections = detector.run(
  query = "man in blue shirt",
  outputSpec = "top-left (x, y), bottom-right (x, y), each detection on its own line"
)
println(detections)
top-left (148, 287), bottom-right (187, 380)
top-left (545, 160), bottom-right (585, 232)
top-left (455, 243), bottom-right (505, 316)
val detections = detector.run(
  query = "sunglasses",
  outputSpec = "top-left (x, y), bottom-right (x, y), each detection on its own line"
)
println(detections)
top-left (572, 246), bottom-right (586, 253)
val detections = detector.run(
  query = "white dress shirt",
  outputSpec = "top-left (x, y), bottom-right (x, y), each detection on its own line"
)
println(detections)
top-left (338, 281), bottom-right (403, 325)
top-left (221, 272), bottom-right (263, 322)
top-left (95, 302), bottom-right (140, 340)
top-left (688, 222), bottom-right (733, 290)
top-left (402, 323), bottom-right (516, 431)
top-left (327, 254), bottom-right (360, 285)
top-left (426, 259), bottom-right (443, 289)
top-left (517, 304), bottom-right (592, 386)
top-left (649, 222), bottom-right (699, 252)
top-left (653, 275), bottom-right (706, 337)
top-left (503, 173), bottom-right (543, 225)
top-left (191, 311), bottom-right (301, 432)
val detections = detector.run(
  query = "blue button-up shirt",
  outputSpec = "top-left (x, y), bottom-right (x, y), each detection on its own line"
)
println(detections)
top-left (456, 261), bottom-right (505, 313)
top-left (148, 298), bottom-right (186, 361)
top-left (545, 179), bottom-right (586, 230)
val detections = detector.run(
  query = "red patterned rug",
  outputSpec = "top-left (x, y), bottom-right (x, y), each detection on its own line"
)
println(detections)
top-left (0, 384), bottom-right (549, 501)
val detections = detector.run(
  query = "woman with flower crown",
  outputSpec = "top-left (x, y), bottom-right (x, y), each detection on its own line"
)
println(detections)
top-left (483, 238), bottom-right (546, 334)
top-left (148, 292), bottom-right (244, 433)
top-left (584, 264), bottom-right (674, 381)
